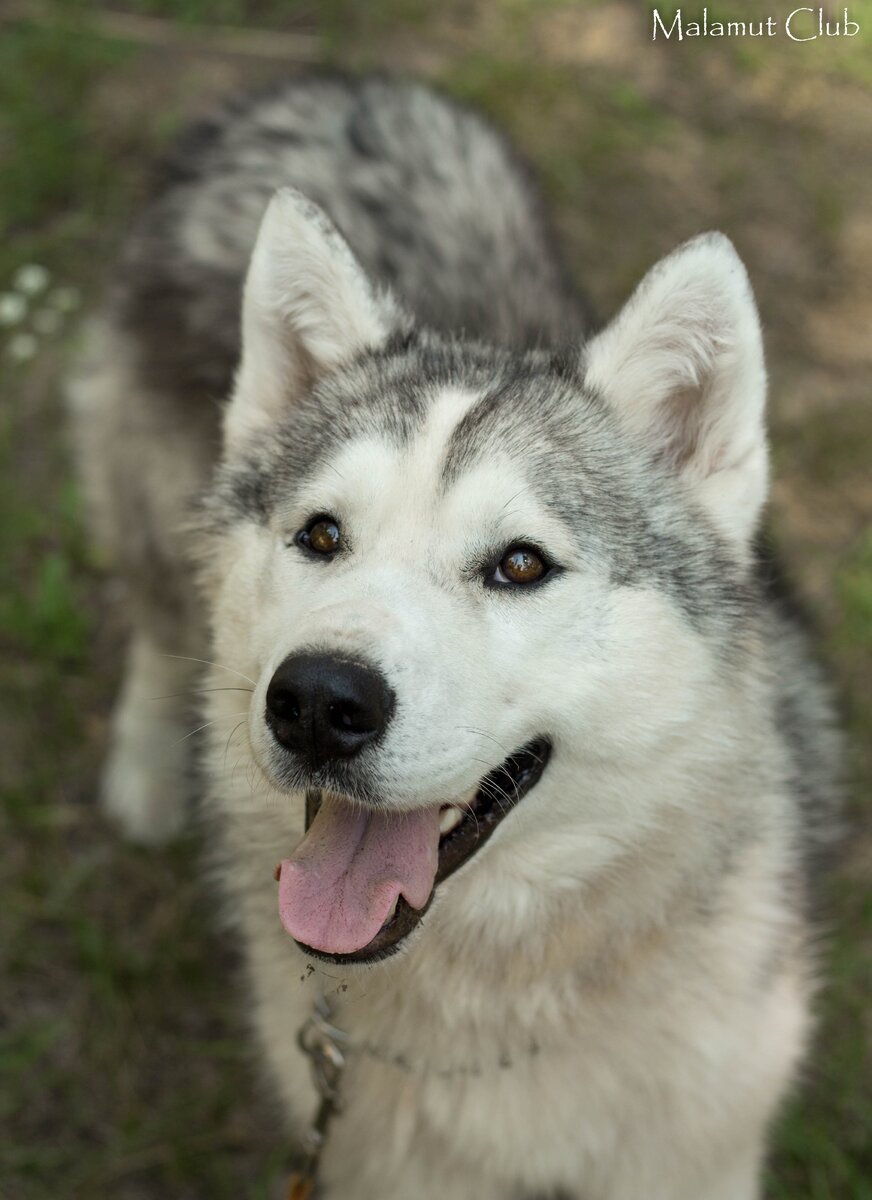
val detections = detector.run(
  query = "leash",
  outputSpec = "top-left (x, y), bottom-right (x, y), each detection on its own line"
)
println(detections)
top-left (286, 993), bottom-right (348, 1200)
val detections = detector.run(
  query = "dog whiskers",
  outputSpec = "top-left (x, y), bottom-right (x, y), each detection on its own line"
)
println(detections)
top-left (173, 710), bottom-right (251, 746)
top-left (223, 720), bottom-right (248, 770)
top-left (159, 653), bottom-right (257, 688)
top-left (460, 726), bottom-right (515, 760)
top-left (151, 686), bottom-right (255, 701)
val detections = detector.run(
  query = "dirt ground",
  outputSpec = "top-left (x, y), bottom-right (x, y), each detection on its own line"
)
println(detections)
top-left (1, 3), bottom-right (870, 1198)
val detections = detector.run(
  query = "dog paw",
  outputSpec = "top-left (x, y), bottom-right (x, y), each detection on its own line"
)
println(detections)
top-left (101, 736), bottom-right (189, 845)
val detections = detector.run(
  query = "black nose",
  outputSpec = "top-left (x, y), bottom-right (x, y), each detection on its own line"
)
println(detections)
top-left (265, 653), bottom-right (395, 768)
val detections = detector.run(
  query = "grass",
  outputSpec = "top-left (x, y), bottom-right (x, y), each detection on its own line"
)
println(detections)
top-left (0, 20), bottom-right (130, 280)
top-left (0, 2), bottom-right (870, 1197)
top-left (838, 533), bottom-right (872, 653)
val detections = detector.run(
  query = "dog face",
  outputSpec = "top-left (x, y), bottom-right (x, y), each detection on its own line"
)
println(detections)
top-left (199, 189), bottom-right (768, 962)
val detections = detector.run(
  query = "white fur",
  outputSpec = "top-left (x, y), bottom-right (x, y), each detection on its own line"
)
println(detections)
top-left (101, 634), bottom-right (195, 843)
top-left (68, 84), bottom-right (832, 1198)
top-left (226, 188), bottom-right (402, 450)
top-left (203, 379), bottom-right (808, 1200)
top-left (583, 234), bottom-right (768, 552)
top-left (82, 217), bottom-right (811, 1197)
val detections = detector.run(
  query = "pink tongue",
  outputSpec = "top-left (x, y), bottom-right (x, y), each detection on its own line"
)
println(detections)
top-left (277, 796), bottom-right (441, 955)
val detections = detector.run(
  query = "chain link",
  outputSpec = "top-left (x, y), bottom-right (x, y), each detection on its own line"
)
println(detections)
top-left (289, 995), bottom-right (349, 1198)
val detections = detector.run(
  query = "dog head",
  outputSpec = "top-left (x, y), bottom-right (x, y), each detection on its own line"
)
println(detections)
top-left (199, 188), bottom-right (768, 964)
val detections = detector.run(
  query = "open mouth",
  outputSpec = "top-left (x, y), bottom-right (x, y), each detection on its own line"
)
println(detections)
top-left (275, 737), bottom-right (551, 964)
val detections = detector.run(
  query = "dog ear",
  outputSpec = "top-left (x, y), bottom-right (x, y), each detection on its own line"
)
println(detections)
top-left (583, 233), bottom-right (768, 551)
top-left (225, 187), bottom-right (405, 451)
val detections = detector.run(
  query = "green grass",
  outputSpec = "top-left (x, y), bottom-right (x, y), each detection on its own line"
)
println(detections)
top-left (0, 3), bottom-right (870, 1197)
top-left (838, 533), bottom-right (872, 652)
top-left (93, 0), bottom-right (294, 22)
top-left (0, 13), bottom-right (288, 1198)
top-left (0, 20), bottom-right (130, 280)
top-left (771, 881), bottom-right (872, 1197)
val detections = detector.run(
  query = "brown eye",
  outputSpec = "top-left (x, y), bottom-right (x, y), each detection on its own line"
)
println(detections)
top-left (297, 516), bottom-right (341, 556)
top-left (493, 546), bottom-right (547, 586)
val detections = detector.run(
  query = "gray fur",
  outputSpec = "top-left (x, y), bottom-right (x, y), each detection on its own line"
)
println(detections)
top-left (202, 339), bottom-right (756, 642)
top-left (69, 74), bottom-right (842, 1199)
top-left (117, 75), bottom-right (589, 403)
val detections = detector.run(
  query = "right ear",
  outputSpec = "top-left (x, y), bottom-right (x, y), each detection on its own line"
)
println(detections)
top-left (225, 187), bottom-right (405, 452)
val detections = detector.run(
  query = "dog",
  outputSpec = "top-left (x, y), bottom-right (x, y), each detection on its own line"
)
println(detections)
top-left (69, 75), bottom-right (842, 1199)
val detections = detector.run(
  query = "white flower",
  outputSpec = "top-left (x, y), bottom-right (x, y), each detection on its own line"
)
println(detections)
top-left (6, 332), bottom-right (38, 362)
top-left (14, 264), bottom-right (51, 295)
top-left (0, 293), bottom-right (27, 326)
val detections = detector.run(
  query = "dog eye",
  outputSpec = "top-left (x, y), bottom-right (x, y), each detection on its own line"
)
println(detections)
top-left (296, 515), bottom-right (341, 557)
top-left (492, 546), bottom-right (547, 586)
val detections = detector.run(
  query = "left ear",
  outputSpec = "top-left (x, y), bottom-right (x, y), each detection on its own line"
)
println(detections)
top-left (225, 187), bottom-right (406, 453)
top-left (583, 233), bottom-right (768, 550)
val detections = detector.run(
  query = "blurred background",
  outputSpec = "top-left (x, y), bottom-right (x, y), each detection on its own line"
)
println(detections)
top-left (0, 2), bottom-right (870, 1197)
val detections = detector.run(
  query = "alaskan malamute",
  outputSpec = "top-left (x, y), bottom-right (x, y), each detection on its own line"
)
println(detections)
top-left (70, 76), bottom-right (841, 1199)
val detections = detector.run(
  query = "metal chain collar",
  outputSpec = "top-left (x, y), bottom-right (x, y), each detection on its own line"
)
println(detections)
top-left (286, 989), bottom-right (544, 1195)
top-left (286, 995), bottom-right (348, 1200)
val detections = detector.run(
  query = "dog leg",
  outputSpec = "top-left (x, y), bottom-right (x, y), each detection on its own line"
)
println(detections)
top-left (101, 631), bottom-right (200, 844)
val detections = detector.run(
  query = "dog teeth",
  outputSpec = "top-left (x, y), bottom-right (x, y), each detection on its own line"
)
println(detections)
top-left (439, 806), bottom-right (465, 835)
top-left (384, 896), bottom-right (398, 922)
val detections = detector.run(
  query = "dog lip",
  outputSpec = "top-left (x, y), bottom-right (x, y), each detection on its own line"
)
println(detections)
top-left (292, 736), bottom-right (552, 966)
